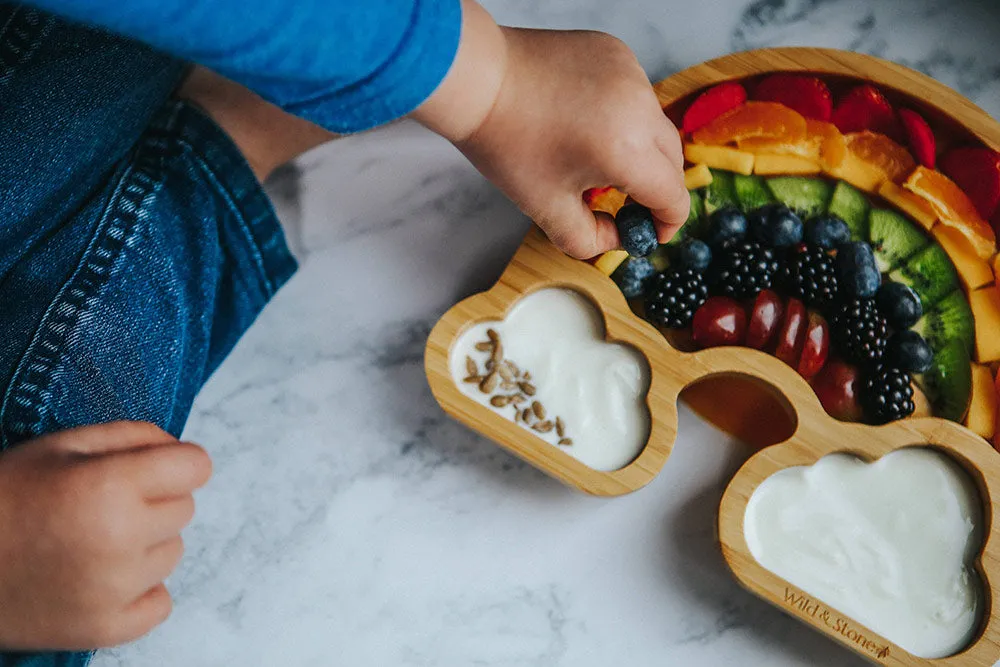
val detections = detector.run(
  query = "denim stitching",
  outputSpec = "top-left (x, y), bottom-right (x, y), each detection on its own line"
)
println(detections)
top-left (0, 5), bottom-right (53, 89)
top-left (0, 141), bottom-right (167, 449)
top-left (177, 138), bottom-right (277, 297)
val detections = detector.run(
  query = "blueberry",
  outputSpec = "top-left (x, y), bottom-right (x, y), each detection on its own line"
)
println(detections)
top-left (615, 204), bottom-right (658, 257)
top-left (876, 281), bottom-right (923, 330)
top-left (670, 238), bottom-right (712, 273)
top-left (886, 330), bottom-right (934, 374)
top-left (705, 207), bottom-right (748, 248)
top-left (751, 204), bottom-right (803, 248)
top-left (806, 214), bottom-right (851, 249)
top-left (611, 257), bottom-right (657, 299)
top-left (836, 241), bottom-right (882, 298)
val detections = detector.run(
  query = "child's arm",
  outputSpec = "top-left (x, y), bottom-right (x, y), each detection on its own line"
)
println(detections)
top-left (0, 423), bottom-right (211, 650)
top-left (32, 0), bottom-right (687, 258)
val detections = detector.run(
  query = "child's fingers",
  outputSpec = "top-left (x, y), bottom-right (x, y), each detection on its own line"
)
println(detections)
top-left (619, 151), bottom-right (691, 233)
top-left (540, 197), bottom-right (619, 259)
top-left (655, 120), bottom-right (685, 172)
top-left (119, 583), bottom-right (173, 645)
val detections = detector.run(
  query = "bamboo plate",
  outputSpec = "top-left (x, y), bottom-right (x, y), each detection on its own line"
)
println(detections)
top-left (424, 48), bottom-right (1000, 664)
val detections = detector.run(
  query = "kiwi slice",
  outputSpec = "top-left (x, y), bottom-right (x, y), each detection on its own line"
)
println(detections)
top-left (916, 339), bottom-right (973, 422)
top-left (766, 176), bottom-right (833, 219)
top-left (733, 174), bottom-right (775, 212)
top-left (704, 169), bottom-right (738, 215)
top-left (678, 188), bottom-right (705, 240)
top-left (888, 245), bottom-right (960, 310)
top-left (827, 180), bottom-right (871, 240)
top-left (868, 208), bottom-right (928, 272)
top-left (912, 290), bottom-right (975, 355)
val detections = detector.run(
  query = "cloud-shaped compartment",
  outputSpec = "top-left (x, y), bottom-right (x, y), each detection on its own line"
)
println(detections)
top-left (451, 288), bottom-right (650, 471)
top-left (744, 448), bottom-right (983, 659)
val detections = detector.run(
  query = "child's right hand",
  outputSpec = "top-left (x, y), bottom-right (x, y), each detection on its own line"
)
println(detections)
top-left (0, 421), bottom-right (211, 650)
top-left (413, 0), bottom-right (690, 259)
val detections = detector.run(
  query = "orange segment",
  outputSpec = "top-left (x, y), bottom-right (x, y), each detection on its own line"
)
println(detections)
top-left (692, 101), bottom-right (807, 147)
top-left (845, 131), bottom-right (917, 184)
top-left (812, 120), bottom-right (848, 170)
top-left (736, 119), bottom-right (838, 162)
top-left (904, 166), bottom-right (997, 259)
top-left (584, 187), bottom-right (627, 216)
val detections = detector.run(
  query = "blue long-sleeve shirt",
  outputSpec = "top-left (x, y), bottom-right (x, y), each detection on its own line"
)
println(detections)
top-left (28, 0), bottom-right (462, 133)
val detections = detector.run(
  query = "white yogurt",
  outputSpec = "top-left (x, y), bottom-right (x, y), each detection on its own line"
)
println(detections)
top-left (744, 448), bottom-right (982, 659)
top-left (450, 288), bottom-right (650, 471)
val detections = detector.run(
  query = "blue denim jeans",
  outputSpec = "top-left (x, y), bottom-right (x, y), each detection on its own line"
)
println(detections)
top-left (0, 5), bottom-right (297, 665)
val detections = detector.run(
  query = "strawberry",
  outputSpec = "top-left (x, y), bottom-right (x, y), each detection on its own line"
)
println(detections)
top-left (682, 82), bottom-right (747, 134)
top-left (831, 84), bottom-right (902, 140)
top-left (898, 108), bottom-right (936, 168)
top-left (941, 147), bottom-right (1000, 221)
top-left (753, 74), bottom-right (832, 121)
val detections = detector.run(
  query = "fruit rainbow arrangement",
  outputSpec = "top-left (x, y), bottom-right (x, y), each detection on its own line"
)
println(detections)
top-left (588, 73), bottom-right (1000, 446)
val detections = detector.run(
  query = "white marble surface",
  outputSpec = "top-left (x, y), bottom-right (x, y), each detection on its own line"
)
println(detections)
top-left (95, 0), bottom-right (1000, 665)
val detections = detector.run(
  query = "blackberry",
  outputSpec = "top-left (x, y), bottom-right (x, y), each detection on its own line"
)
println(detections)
top-left (862, 366), bottom-right (915, 424)
top-left (645, 268), bottom-right (709, 329)
top-left (831, 298), bottom-right (889, 366)
top-left (784, 245), bottom-right (839, 307)
top-left (707, 241), bottom-right (778, 299)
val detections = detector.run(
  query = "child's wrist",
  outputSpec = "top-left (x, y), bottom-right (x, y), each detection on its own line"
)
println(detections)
top-left (411, 0), bottom-right (508, 143)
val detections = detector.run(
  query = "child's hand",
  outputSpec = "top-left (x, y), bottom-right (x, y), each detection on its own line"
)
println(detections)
top-left (0, 422), bottom-right (211, 650)
top-left (414, 1), bottom-right (689, 259)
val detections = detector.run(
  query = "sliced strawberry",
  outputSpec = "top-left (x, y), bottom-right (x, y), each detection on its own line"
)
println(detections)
top-left (831, 84), bottom-right (902, 140)
top-left (941, 147), bottom-right (1000, 221)
top-left (753, 74), bottom-right (832, 121)
top-left (682, 82), bottom-right (747, 134)
top-left (898, 108), bottom-right (936, 168)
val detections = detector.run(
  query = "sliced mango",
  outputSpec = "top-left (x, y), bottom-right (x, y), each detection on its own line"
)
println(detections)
top-left (593, 250), bottom-right (629, 276)
top-left (931, 225), bottom-right (994, 291)
top-left (878, 181), bottom-right (938, 231)
top-left (684, 164), bottom-right (713, 190)
top-left (824, 151), bottom-right (884, 193)
top-left (753, 154), bottom-right (822, 176)
top-left (970, 285), bottom-right (1000, 363)
top-left (684, 144), bottom-right (755, 176)
top-left (966, 363), bottom-right (998, 439)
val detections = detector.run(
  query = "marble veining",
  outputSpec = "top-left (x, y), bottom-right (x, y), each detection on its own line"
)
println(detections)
top-left (94, 0), bottom-right (1000, 665)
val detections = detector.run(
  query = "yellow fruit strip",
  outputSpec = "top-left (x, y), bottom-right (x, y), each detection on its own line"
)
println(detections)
top-left (993, 254), bottom-right (1000, 281)
top-left (878, 181), bottom-right (938, 231)
top-left (931, 225), bottom-right (994, 290)
top-left (593, 250), bottom-right (629, 276)
top-left (824, 152), bottom-right (884, 193)
top-left (966, 363), bottom-right (997, 438)
top-left (937, 219), bottom-right (996, 261)
top-left (971, 285), bottom-right (1000, 363)
top-left (684, 164), bottom-right (713, 190)
top-left (684, 143), bottom-right (754, 176)
top-left (753, 154), bottom-right (821, 176)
